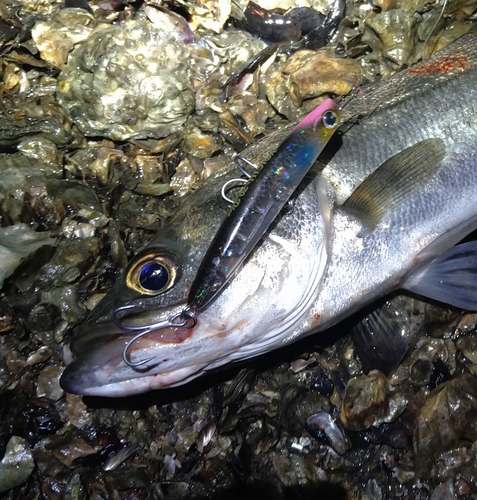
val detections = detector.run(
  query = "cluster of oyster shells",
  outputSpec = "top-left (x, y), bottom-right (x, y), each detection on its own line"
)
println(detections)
top-left (1, 0), bottom-right (477, 497)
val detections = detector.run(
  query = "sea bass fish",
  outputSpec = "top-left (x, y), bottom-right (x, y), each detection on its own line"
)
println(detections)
top-left (61, 29), bottom-right (477, 397)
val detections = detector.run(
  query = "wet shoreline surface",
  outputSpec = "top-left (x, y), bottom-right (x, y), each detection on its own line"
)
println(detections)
top-left (1, 0), bottom-right (477, 498)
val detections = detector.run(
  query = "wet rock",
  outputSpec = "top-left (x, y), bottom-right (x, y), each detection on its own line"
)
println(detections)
top-left (0, 436), bottom-right (35, 493)
top-left (0, 301), bottom-right (14, 333)
top-left (36, 364), bottom-right (64, 401)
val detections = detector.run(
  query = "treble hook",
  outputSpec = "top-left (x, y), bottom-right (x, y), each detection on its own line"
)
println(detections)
top-left (118, 306), bottom-right (198, 368)
top-left (112, 303), bottom-right (172, 332)
top-left (122, 329), bottom-right (154, 367)
top-left (221, 155), bottom-right (260, 204)
top-left (234, 155), bottom-right (259, 177)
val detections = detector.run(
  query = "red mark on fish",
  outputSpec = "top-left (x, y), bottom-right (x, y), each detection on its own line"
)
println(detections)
top-left (409, 54), bottom-right (469, 76)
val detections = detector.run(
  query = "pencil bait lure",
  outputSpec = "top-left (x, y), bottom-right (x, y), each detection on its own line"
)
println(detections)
top-left (188, 97), bottom-right (341, 311)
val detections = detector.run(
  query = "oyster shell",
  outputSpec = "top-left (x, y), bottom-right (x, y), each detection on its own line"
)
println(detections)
top-left (0, 225), bottom-right (56, 289)
top-left (341, 369), bottom-right (407, 431)
top-left (413, 373), bottom-right (477, 479)
top-left (283, 49), bottom-right (364, 107)
top-left (31, 8), bottom-right (96, 69)
top-left (57, 19), bottom-right (195, 140)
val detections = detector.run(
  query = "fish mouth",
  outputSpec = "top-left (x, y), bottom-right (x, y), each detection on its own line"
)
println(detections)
top-left (69, 298), bottom-right (188, 356)
top-left (62, 295), bottom-right (215, 396)
top-left (61, 359), bottom-right (207, 397)
top-left (61, 324), bottom-right (204, 397)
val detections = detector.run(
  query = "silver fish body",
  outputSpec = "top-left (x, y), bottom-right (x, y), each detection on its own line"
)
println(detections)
top-left (61, 30), bottom-right (477, 397)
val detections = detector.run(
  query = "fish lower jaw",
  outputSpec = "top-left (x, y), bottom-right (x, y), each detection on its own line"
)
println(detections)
top-left (61, 361), bottom-right (209, 397)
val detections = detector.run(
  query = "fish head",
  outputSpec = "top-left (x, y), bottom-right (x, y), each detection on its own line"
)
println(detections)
top-left (62, 173), bottom-right (329, 397)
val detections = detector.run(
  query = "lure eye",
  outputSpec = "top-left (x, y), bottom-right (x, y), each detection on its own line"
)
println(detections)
top-left (126, 249), bottom-right (180, 295)
top-left (322, 111), bottom-right (337, 129)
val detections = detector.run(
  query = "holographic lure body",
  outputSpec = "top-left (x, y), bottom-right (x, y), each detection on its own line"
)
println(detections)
top-left (189, 98), bottom-right (341, 310)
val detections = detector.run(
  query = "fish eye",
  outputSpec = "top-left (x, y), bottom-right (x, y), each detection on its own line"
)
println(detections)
top-left (139, 262), bottom-right (169, 291)
top-left (322, 111), bottom-right (337, 129)
top-left (126, 250), bottom-right (180, 295)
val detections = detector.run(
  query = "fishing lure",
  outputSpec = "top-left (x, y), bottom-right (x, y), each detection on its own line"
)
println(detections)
top-left (118, 98), bottom-right (340, 367)
top-left (188, 97), bottom-right (341, 310)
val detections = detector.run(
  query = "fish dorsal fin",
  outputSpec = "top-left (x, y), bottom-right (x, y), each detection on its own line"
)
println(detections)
top-left (342, 138), bottom-right (446, 229)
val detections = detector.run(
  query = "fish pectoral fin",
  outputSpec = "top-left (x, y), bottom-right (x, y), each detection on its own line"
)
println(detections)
top-left (351, 296), bottom-right (413, 376)
top-left (342, 138), bottom-right (446, 229)
top-left (402, 241), bottom-right (477, 311)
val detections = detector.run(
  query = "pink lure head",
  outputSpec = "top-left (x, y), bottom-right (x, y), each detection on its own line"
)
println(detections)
top-left (293, 97), bottom-right (339, 133)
